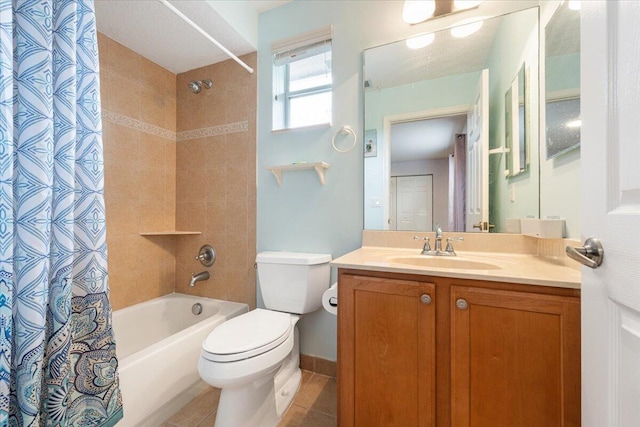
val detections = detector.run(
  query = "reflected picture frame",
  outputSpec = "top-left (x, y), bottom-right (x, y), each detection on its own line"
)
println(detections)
top-left (364, 129), bottom-right (377, 157)
top-left (545, 97), bottom-right (580, 159)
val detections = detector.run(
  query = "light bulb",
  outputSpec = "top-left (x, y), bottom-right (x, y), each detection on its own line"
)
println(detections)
top-left (402, 0), bottom-right (436, 24)
top-left (566, 119), bottom-right (581, 128)
top-left (406, 33), bottom-right (435, 49)
top-left (450, 19), bottom-right (484, 38)
top-left (453, 0), bottom-right (483, 11)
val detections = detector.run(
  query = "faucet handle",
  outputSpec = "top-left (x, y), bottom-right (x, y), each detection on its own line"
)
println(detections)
top-left (195, 245), bottom-right (216, 267)
top-left (414, 236), bottom-right (431, 253)
top-left (445, 237), bottom-right (464, 252)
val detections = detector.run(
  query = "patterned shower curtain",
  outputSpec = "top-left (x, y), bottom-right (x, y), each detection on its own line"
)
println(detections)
top-left (0, 1), bottom-right (122, 426)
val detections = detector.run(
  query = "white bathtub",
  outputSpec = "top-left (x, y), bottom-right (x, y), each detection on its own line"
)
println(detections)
top-left (112, 293), bottom-right (249, 427)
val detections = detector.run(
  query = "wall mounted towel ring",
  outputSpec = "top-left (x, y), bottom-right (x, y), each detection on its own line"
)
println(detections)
top-left (332, 126), bottom-right (357, 153)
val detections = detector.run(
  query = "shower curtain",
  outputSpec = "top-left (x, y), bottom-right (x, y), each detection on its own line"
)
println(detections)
top-left (0, 1), bottom-right (122, 426)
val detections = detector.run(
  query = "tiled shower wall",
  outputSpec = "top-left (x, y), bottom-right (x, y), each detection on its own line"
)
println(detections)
top-left (99, 33), bottom-right (257, 310)
top-left (99, 33), bottom-right (177, 310)
top-left (174, 55), bottom-right (257, 309)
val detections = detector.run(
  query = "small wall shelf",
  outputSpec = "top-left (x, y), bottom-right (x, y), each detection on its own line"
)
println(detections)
top-left (266, 162), bottom-right (330, 186)
top-left (489, 146), bottom-right (510, 155)
top-left (139, 231), bottom-right (202, 236)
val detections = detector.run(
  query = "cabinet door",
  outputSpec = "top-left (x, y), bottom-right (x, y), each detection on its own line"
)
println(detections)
top-left (338, 274), bottom-right (436, 427)
top-left (450, 286), bottom-right (580, 427)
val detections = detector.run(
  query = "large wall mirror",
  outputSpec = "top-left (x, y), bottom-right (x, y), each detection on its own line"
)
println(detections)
top-left (363, 2), bottom-right (581, 238)
top-left (364, 7), bottom-right (540, 233)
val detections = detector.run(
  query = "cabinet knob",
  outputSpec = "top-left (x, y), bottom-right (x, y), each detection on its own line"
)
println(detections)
top-left (420, 294), bottom-right (432, 305)
top-left (456, 298), bottom-right (468, 310)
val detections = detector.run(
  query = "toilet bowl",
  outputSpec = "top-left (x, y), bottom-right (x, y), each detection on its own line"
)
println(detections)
top-left (198, 251), bottom-right (331, 427)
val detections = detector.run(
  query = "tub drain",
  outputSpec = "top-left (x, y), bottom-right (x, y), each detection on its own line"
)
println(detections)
top-left (192, 303), bottom-right (203, 315)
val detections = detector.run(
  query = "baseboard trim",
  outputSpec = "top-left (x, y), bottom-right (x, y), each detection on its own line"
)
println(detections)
top-left (300, 354), bottom-right (337, 378)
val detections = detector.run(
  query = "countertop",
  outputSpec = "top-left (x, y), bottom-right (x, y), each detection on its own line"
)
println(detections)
top-left (332, 246), bottom-right (581, 289)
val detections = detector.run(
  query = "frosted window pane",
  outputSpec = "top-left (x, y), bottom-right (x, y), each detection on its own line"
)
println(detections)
top-left (289, 92), bottom-right (331, 128)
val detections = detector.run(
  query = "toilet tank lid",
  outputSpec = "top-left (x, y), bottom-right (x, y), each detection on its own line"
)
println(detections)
top-left (256, 251), bottom-right (332, 265)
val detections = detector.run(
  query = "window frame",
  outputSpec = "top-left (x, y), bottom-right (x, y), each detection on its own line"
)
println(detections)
top-left (272, 26), bottom-right (333, 132)
top-left (283, 62), bottom-right (332, 129)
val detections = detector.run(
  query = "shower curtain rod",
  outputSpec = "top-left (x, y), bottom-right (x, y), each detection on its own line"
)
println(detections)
top-left (157, 0), bottom-right (254, 74)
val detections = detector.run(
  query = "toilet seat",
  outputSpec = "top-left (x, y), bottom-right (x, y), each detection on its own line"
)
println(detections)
top-left (202, 309), bottom-right (292, 363)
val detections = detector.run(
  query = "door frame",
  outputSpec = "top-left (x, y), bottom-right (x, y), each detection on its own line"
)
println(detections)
top-left (382, 105), bottom-right (469, 230)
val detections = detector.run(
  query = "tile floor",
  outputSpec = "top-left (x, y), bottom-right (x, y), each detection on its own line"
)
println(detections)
top-left (162, 370), bottom-right (337, 427)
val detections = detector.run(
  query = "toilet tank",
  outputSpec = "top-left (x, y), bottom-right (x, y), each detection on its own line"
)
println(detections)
top-left (256, 251), bottom-right (331, 314)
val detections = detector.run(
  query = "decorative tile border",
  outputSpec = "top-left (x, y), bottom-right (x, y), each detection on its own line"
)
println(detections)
top-left (101, 109), bottom-right (248, 143)
top-left (102, 109), bottom-right (176, 141)
top-left (176, 121), bottom-right (249, 142)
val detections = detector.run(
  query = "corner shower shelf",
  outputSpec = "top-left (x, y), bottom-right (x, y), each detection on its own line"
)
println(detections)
top-left (139, 231), bottom-right (202, 236)
top-left (266, 162), bottom-right (330, 187)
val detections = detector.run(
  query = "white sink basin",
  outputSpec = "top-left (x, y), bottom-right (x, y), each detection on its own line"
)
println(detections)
top-left (389, 256), bottom-right (502, 270)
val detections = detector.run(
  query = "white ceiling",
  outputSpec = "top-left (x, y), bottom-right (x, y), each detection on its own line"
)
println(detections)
top-left (545, 1), bottom-right (580, 57)
top-left (364, 15), bottom-right (501, 91)
top-left (94, 0), bottom-right (291, 74)
top-left (391, 115), bottom-right (467, 162)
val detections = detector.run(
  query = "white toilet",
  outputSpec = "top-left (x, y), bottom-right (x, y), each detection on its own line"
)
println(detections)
top-left (198, 251), bottom-right (331, 427)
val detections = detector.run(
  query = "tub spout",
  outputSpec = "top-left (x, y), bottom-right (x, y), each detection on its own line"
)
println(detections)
top-left (189, 271), bottom-right (210, 287)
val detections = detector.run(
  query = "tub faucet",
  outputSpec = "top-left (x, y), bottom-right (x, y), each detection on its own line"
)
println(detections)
top-left (189, 271), bottom-right (210, 287)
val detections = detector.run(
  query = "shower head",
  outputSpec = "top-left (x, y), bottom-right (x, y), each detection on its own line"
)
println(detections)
top-left (188, 79), bottom-right (213, 94)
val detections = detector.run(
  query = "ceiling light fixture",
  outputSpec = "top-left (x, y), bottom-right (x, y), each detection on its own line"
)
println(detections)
top-left (568, 1), bottom-right (581, 11)
top-left (450, 18), bottom-right (484, 38)
top-left (402, 0), bottom-right (436, 24)
top-left (453, 0), bottom-right (483, 11)
top-left (406, 33), bottom-right (436, 49)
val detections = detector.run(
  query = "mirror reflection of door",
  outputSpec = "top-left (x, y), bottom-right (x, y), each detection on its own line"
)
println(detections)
top-left (390, 175), bottom-right (433, 231)
top-left (389, 177), bottom-right (397, 229)
top-left (388, 115), bottom-right (467, 231)
top-left (465, 69), bottom-right (490, 232)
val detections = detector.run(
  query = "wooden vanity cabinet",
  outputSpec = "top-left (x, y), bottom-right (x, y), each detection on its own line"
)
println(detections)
top-left (450, 285), bottom-right (581, 427)
top-left (338, 274), bottom-right (436, 427)
top-left (337, 270), bottom-right (581, 427)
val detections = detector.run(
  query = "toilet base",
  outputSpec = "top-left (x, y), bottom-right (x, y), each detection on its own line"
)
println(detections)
top-left (214, 372), bottom-right (280, 427)
top-left (274, 328), bottom-right (301, 417)
top-left (213, 328), bottom-right (302, 427)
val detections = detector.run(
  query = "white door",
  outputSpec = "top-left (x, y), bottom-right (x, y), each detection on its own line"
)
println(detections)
top-left (581, 2), bottom-right (640, 425)
top-left (465, 69), bottom-right (489, 232)
top-left (389, 177), bottom-right (397, 230)
top-left (395, 175), bottom-right (432, 231)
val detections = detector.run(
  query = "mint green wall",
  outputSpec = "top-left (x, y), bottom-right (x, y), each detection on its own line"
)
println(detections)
top-left (258, 1), bottom-right (412, 361)
top-left (487, 8), bottom-right (540, 232)
top-left (545, 53), bottom-right (580, 92)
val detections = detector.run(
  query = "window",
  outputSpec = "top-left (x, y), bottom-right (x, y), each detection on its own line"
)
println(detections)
top-left (272, 27), bottom-right (332, 131)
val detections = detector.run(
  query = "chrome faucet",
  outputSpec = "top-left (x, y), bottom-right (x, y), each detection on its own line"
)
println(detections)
top-left (434, 224), bottom-right (444, 252)
top-left (414, 224), bottom-right (463, 256)
top-left (189, 271), bottom-right (210, 287)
